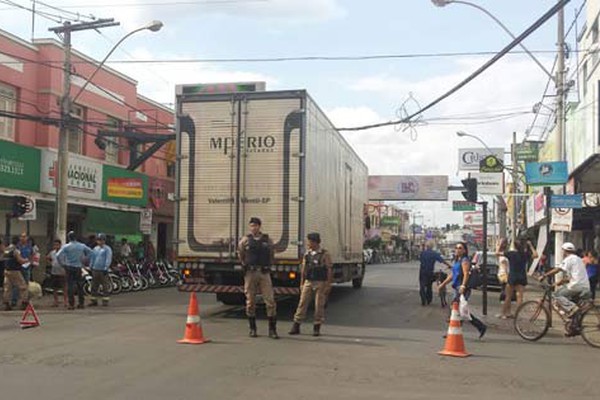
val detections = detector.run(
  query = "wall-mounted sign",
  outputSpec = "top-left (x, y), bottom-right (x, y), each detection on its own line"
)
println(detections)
top-left (102, 165), bottom-right (148, 207)
top-left (458, 148), bottom-right (504, 171)
top-left (380, 216), bottom-right (401, 226)
top-left (463, 211), bottom-right (483, 227)
top-left (525, 161), bottom-right (568, 186)
top-left (40, 149), bottom-right (102, 200)
top-left (140, 209), bottom-right (152, 234)
top-left (0, 139), bottom-right (40, 192)
top-left (368, 175), bottom-right (448, 201)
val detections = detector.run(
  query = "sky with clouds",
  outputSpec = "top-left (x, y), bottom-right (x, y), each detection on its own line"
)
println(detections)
top-left (0, 0), bottom-right (587, 226)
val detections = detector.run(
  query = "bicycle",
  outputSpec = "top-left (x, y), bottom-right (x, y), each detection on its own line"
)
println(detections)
top-left (514, 278), bottom-right (600, 348)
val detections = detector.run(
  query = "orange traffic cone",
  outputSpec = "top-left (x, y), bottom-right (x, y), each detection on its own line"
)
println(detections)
top-left (20, 303), bottom-right (40, 329)
top-left (178, 293), bottom-right (209, 345)
top-left (438, 301), bottom-right (470, 358)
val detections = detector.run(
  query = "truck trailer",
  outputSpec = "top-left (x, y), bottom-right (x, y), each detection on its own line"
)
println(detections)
top-left (175, 85), bottom-right (368, 304)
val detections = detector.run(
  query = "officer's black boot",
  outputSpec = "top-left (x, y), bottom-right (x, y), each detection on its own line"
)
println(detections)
top-left (268, 317), bottom-right (279, 339)
top-left (288, 322), bottom-right (301, 335)
top-left (313, 324), bottom-right (321, 337)
top-left (248, 317), bottom-right (258, 338)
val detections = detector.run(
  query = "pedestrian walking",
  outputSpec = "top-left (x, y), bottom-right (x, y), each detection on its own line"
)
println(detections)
top-left (2, 236), bottom-right (29, 311)
top-left (47, 239), bottom-right (67, 307)
top-left (495, 238), bottom-right (510, 318)
top-left (289, 233), bottom-right (333, 337)
top-left (418, 241), bottom-right (452, 306)
top-left (438, 242), bottom-right (487, 339)
top-left (502, 239), bottom-right (538, 318)
top-left (89, 233), bottom-right (113, 307)
top-left (56, 231), bottom-right (93, 310)
top-left (583, 250), bottom-right (599, 300)
top-left (238, 217), bottom-right (278, 339)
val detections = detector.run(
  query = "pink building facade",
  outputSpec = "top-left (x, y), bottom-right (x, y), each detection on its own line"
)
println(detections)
top-left (0, 29), bottom-right (175, 260)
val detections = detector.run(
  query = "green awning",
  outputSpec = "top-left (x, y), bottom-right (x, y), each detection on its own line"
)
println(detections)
top-left (84, 207), bottom-right (140, 235)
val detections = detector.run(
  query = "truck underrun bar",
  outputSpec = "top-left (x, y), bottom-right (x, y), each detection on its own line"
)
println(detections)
top-left (178, 284), bottom-right (300, 296)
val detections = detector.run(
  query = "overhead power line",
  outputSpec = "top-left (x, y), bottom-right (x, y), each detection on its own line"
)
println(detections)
top-left (337, 0), bottom-right (572, 132)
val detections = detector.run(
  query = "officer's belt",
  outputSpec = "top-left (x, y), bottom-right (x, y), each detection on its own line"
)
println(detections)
top-left (246, 265), bottom-right (270, 271)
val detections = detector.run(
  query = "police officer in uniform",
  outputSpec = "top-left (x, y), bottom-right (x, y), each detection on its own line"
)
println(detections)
top-left (289, 232), bottom-right (333, 337)
top-left (238, 217), bottom-right (278, 339)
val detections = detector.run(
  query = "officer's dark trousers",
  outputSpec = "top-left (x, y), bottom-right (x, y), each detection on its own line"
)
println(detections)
top-left (65, 267), bottom-right (84, 307)
top-left (419, 271), bottom-right (433, 305)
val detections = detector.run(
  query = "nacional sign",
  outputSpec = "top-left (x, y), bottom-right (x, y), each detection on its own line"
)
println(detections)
top-left (368, 175), bottom-right (448, 201)
top-left (40, 149), bottom-right (102, 200)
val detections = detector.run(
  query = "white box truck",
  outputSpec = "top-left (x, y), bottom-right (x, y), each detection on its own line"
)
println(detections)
top-left (175, 85), bottom-right (368, 304)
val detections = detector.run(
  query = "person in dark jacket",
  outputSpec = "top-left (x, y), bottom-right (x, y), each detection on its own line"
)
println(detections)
top-left (238, 217), bottom-right (278, 339)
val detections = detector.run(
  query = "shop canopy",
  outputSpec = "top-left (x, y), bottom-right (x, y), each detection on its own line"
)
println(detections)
top-left (84, 207), bottom-right (140, 235)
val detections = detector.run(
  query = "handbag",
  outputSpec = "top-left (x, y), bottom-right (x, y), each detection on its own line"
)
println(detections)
top-left (467, 266), bottom-right (482, 289)
top-left (459, 294), bottom-right (472, 320)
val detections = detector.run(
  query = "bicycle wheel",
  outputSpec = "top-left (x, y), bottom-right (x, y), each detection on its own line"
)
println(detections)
top-left (514, 300), bottom-right (550, 341)
top-left (580, 305), bottom-right (600, 348)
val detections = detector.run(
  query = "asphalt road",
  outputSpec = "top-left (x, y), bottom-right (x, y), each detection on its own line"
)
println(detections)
top-left (0, 261), bottom-right (598, 400)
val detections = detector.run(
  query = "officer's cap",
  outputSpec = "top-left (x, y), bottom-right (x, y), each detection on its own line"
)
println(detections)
top-left (249, 217), bottom-right (262, 226)
top-left (307, 232), bottom-right (321, 243)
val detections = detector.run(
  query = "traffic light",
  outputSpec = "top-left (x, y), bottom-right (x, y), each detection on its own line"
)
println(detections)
top-left (461, 178), bottom-right (478, 203)
top-left (11, 196), bottom-right (29, 218)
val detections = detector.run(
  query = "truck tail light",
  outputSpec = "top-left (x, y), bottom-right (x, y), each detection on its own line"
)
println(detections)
top-left (289, 272), bottom-right (297, 280)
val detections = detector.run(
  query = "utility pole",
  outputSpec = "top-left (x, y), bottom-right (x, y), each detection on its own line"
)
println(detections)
top-left (511, 131), bottom-right (518, 249)
top-left (554, 3), bottom-right (566, 269)
top-left (48, 19), bottom-right (119, 242)
top-left (480, 200), bottom-right (488, 316)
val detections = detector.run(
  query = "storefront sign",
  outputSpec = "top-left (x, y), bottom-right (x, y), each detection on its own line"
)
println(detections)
top-left (550, 194), bottom-right (583, 209)
top-left (40, 149), bottom-right (102, 199)
top-left (380, 216), bottom-right (401, 226)
top-left (102, 165), bottom-right (148, 207)
top-left (0, 139), bottom-right (40, 192)
top-left (148, 177), bottom-right (174, 217)
top-left (140, 209), bottom-right (152, 234)
top-left (458, 148), bottom-right (504, 171)
top-left (525, 161), bottom-right (568, 186)
top-left (368, 175), bottom-right (448, 201)
top-left (18, 197), bottom-right (36, 221)
top-left (471, 172), bottom-right (504, 195)
top-left (107, 178), bottom-right (143, 199)
top-left (550, 208), bottom-right (573, 232)
top-left (533, 192), bottom-right (546, 224)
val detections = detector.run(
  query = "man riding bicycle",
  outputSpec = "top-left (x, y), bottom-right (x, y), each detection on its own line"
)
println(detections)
top-left (539, 242), bottom-right (592, 318)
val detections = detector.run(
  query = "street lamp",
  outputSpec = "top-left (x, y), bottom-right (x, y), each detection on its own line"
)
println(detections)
top-left (456, 131), bottom-right (497, 156)
top-left (53, 20), bottom-right (163, 242)
top-left (72, 20), bottom-right (163, 103)
top-left (431, 0), bottom-right (554, 82)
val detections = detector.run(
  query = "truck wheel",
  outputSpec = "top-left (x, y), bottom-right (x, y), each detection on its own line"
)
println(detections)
top-left (352, 264), bottom-right (365, 289)
top-left (217, 293), bottom-right (246, 305)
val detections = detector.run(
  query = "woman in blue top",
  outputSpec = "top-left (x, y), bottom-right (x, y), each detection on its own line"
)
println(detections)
top-left (438, 242), bottom-right (487, 339)
top-left (584, 250), bottom-right (599, 300)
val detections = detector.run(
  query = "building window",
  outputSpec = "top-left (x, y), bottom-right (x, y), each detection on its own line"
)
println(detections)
top-left (167, 162), bottom-right (175, 178)
top-left (0, 83), bottom-right (16, 140)
top-left (68, 104), bottom-right (84, 154)
top-left (105, 117), bottom-right (121, 164)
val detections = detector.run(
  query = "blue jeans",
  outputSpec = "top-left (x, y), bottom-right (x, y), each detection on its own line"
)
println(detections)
top-left (453, 288), bottom-right (486, 333)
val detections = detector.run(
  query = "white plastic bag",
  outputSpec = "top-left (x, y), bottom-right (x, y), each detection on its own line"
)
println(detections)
top-left (459, 294), bottom-right (472, 321)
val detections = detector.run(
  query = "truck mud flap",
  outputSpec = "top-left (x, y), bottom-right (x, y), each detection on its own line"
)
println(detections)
top-left (178, 284), bottom-right (299, 295)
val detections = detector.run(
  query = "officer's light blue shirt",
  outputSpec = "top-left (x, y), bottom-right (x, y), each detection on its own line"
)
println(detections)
top-left (90, 245), bottom-right (113, 271)
top-left (56, 241), bottom-right (92, 268)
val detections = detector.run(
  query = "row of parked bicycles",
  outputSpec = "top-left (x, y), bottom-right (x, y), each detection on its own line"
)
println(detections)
top-left (43, 258), bottom-right (181, 296)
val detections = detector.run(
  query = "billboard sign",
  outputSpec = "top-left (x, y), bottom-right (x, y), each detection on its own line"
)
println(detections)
top-left (458, 148), bottom-right (504, 171)
top-left (463, 211), bottom-right (483, 227)
top-left (368, 175), bottom-right (448, 201)
top-left (525, 161), bottom-right (568, 186)
top-left (479, 155), bottom-right (504, 173)
top-left (516, 141), bottom-right (541, 162)
top-left (40, 149), bottom-right (102, 200)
